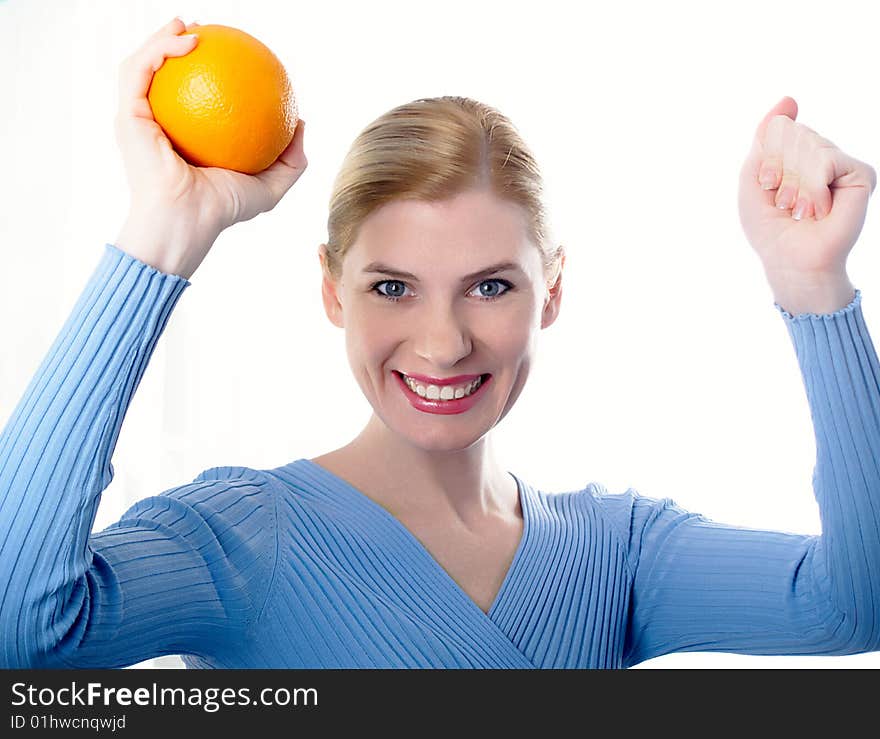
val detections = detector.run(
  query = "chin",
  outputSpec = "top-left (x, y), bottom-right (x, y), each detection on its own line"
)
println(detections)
top-left (408, 429), bottom-right (490, 454)
top-left (371, 411), bottom-right (493, 454)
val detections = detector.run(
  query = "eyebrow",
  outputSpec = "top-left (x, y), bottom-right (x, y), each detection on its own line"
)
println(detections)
top-left (362, 261), bottom-right (524, 282)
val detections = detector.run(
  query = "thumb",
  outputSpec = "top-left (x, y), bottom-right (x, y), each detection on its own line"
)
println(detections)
top-left (742, 96), bottom-right (798, 178)
top-left (755, 95), bottom-right (798, 141)
top-left (254, 118), bottom-right (308, 204)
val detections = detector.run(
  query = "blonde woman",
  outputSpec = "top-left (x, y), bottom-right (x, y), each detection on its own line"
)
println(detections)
top-left (1, 18), bottom-right (878, 669)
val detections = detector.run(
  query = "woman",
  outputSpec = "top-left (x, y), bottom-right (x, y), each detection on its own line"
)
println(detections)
top-left (0, 18), bottom-right (878, 668)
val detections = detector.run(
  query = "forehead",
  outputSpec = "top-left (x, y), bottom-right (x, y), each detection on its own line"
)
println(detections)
top-left (346, 189), bottom-right (537, 269)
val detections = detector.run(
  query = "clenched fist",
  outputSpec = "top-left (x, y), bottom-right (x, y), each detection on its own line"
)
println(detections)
top-left (738, 96), bottom-right (875, 314)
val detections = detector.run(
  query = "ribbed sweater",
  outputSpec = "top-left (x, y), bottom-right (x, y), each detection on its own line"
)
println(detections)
top-left (1, 243), bottom-right (879, 669)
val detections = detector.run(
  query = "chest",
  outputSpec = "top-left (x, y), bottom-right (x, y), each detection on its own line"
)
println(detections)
top-left (252, 470), bottom-right (633, 668)
top-left (400, 515), bottom-right (524, 614)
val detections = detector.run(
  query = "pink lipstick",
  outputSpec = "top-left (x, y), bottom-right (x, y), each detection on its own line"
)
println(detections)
top-left (394, 371), bottom-right (491, 415)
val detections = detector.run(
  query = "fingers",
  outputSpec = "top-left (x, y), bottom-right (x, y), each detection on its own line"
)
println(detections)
top-left (774, 119), bottom-right (801, 211)
top-left (218, 119), bottom-right (309, 224)
top-left (798, 137), bottom-right (835, 221)
top-left (278, 118), bottom-right (308, 170)
top-left (254, 118), bottom-right (309, 204)
top-left (755, 114), bottom-right (836, 221)
top-left (756, 114), bottom-right (786, 189)
top-left (117, 18), bottom-right (199, 122)
top-left (114, 18), bottom-right (201, 182)
top-left (754, 96), bottom-right (797, 147)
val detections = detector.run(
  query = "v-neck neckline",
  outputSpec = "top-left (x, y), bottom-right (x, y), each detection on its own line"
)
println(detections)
top-left (296, 457), bottom-right (532, 622)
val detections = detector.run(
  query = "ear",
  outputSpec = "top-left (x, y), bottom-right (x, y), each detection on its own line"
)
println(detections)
top-left (541, 249), bottom-right (564, 330)
top-left (318, 244), bottom-right (345, 329)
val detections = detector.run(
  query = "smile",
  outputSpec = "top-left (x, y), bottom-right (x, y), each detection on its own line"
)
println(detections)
top-left (403, 373), bottom-right (485, 399)
top-left (393, 371), bottom-right (492, 415)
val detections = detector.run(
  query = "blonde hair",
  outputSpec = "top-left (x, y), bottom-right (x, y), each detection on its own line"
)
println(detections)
top-left (321, 96), bottom-right (563, 287)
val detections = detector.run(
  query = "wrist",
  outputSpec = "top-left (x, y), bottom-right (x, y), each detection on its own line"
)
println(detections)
top-left (115, 209), bottom-right (220, 281)
top-left (765, 269), bottom-right (856, 316)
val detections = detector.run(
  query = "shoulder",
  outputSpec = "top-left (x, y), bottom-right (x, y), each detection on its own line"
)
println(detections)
top-left (192, 464), bottom-right (273, 487)
top-left (556, 482), bottom-right (685, 578)
top-left (98, 465), bottom-right (282, 632)
top-left (118, 465), bottom-right (279, 559)
top-left (123, 465), bottom-right (276, 517)
top-left (543, 480), bottom-right (650, 525)
top-left (575, 482), bottom-right (684, 531)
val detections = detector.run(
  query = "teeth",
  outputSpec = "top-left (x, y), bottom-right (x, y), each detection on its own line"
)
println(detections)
top-left (403, 375), bottom-right (484, 401)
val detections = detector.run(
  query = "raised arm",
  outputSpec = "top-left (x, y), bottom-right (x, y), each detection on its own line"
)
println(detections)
top-left (0, 245), bottom-right (280, 667)
top-left (606, 291), bottom-right (880, 666)
top-left (0, 18), bottom-right (306, 668)
top-left (609, 97), bottom-right (879, 666)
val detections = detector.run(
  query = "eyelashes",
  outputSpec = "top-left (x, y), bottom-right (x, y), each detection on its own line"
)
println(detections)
top-left (369, 278), bottom-right (514, 303)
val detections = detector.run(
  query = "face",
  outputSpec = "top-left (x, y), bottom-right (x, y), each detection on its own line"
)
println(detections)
top-left (319, 187), bottom-right (563, 452)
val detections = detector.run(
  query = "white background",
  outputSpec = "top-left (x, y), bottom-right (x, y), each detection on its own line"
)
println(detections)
top-left (1, 0), bottom-right (878, 669)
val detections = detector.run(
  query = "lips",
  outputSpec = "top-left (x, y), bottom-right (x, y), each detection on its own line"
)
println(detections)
top-left (393, 370), bottom-right (492, 414)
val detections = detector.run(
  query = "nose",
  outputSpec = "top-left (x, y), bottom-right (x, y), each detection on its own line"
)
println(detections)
top-left (412, 302), bottom-right (473, 368)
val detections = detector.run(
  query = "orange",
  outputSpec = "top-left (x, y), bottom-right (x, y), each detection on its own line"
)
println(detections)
top-left (147, 24), bottom-right (298, 175)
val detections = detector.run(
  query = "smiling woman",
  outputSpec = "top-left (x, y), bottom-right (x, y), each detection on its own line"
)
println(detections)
top-left (306, 110), bottom-right (568, 613)
top-left (315, 186), bottom-right (562, 466)
top-left (1, 18), bottom-right (879, 670)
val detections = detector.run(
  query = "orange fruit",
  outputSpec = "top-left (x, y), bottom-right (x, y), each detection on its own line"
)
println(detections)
top-left (147, 24), bottom-right (298, 175)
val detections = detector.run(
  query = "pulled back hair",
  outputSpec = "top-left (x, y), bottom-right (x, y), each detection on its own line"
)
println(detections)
top-left (320, 96), bottom-right (563, 288)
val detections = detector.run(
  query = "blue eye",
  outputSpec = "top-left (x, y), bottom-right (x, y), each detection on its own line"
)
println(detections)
top-left (371, 280), bottom-right (410, 301)
top-left (369, 279), bottom-right (513, 302)
top-left (471, 279), bottom-right (513, 300)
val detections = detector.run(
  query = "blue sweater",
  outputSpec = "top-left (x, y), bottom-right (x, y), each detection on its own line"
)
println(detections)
top-left (1, 243), bottom-right (878, 669)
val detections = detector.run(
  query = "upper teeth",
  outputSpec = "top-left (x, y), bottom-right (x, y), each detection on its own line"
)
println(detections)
top-left (403, 374), bottom-right (484, 400)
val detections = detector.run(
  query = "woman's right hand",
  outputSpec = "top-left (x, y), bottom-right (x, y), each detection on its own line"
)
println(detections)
top-left (114, 18), bottom-right (307, 279)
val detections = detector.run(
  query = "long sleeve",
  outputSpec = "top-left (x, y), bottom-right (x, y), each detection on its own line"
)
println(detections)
top-left (0, 244), bottom-right (277, 668)
top-left (604, 289), bottom-right (880, 667)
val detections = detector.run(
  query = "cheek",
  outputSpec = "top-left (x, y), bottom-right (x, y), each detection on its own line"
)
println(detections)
top-left (489, 300), bottom-right (541, 357)
top-left (490, 324), bottom-right (534, 363)
top-left (343, 308), bottom-right (398, 370)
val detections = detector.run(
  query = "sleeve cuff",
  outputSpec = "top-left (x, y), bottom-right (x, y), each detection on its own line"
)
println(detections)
top-left (105, 243), bottom-right (192, 289)
top-left (774, 288), bottom-right (861, 322)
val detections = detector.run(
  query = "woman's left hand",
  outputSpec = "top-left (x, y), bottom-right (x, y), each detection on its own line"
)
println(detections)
top-left (738, 96), bottom-right (876, 313)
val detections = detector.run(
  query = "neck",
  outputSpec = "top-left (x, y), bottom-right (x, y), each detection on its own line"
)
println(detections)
top-left (342, 413), bottom-right (519, 528)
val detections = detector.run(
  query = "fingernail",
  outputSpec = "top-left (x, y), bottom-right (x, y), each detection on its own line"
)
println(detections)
top-left (759, 170), bottom-right (777, 189)
top-left (792, 198), bottom-right (806, 220)
top-left (777, 188), bottom-right (794, 209)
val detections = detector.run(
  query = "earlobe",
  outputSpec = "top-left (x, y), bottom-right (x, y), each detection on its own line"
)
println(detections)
top-left (320, 275), bottom-right (344, 329)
